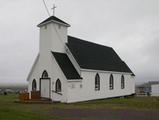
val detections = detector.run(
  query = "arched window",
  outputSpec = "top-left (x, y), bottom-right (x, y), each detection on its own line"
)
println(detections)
top-left (109, 74), bottom-right (114, 90)
top-left (55, 79), bottom-right (61, 92)
top-left (32, 79), bottom-right (37, 91)
top-left (41, 70), bottom-right (49, 78)
top-left (95, 73), bottom-right (100, 91)
top-left (121, 75), bottom-right (125, 89)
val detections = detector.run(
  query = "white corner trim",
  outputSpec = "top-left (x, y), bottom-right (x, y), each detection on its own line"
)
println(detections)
top-left (65, 45), bottom-right (81, 75)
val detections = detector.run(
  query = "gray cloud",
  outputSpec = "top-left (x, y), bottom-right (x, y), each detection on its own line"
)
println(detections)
top-left (0, 0), bottom-right (159, 84)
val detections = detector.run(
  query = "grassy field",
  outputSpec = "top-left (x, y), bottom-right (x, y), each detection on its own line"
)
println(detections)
top-left (0, 94), bottom-right (63, 120)
top-left (70, 96), bottom-right (159, 110)
top-left (1, 94), bottom-right (159, 120)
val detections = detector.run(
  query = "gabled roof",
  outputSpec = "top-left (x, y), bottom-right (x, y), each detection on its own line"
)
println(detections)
top-left (67, 36), bottom-right (133, 74)
top-left (52, 52), bottom-right (82, 80)
top-left (38, 16), bottom-right (70, 27)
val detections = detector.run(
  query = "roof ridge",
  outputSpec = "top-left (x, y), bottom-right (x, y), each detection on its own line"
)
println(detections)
top-left (38, 16), bottom-right (70, 27)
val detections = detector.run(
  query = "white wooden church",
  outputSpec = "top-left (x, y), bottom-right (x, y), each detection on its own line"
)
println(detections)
top-left (27, 16), bottom-right (135, 103)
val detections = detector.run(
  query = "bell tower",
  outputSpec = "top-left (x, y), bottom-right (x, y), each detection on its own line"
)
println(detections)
top-left (37, 16), bottom-right (70, 54)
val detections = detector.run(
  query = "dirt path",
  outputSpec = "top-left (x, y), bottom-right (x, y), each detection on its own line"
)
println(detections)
top-left (52, 107), bottom-right (159, 120)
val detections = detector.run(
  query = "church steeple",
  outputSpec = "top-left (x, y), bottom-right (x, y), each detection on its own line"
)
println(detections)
top-left (38, 16), bottom-right (70, 53)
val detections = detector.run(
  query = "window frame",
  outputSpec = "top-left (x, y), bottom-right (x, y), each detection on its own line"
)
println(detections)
top-left (121, 75), bottom-right (125, 89)
top-left (109, 74), bottom-right (114, 90)
top-left (55, 79), bottom-right (62, 93)
top-left (32, 79), bottom-right (37, 91)
top-left (41, 70), bottom-right (49, 79)
top-left (95, 73), bottom-right (100, 91)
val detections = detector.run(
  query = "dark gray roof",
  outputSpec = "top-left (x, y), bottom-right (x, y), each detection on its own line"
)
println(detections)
top-left (52, 52), bottom-right (82, 80)
top-left (67, 36), bottom-right (133, 74)
top-left (38, 16), bottom-right (70, 27)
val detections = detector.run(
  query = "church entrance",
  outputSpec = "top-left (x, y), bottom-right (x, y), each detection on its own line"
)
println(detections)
top-left (40, 70), bottom-right (51, 99)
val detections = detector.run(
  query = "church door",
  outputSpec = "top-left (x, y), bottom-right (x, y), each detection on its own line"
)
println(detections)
top-left (40, 70), bottom-right (51, 99)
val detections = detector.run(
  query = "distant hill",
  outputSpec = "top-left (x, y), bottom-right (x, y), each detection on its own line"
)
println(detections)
top-left (0, 83), bottom-right (27, 90)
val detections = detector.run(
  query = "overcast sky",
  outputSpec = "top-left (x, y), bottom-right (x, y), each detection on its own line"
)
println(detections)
top-left (0, 0), bottom-right (159, 84)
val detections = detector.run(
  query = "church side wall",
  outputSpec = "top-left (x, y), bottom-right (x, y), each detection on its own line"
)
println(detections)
top-left (67, 71), bottom-right (135, 103)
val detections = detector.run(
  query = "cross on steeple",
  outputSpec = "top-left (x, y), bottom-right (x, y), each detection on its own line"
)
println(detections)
top-left (51, 4), bottom-right (57, 16)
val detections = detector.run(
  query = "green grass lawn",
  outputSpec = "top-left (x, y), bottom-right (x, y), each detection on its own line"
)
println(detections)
top-left (1, 94), bottom-right (159, 120)
top-left (52, 96), bottom-right (159, 111)
top-left (0, 94), bottom-right (63, 120)
top-left (71, 96), bottom-right (159, 110)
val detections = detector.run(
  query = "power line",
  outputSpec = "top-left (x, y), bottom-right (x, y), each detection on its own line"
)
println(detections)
top-left (42, 0), bottom-right (50, 16)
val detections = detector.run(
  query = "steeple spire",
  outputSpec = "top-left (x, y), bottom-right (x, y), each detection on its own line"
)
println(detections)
top-left (51, 4), bottom-right (57, 16)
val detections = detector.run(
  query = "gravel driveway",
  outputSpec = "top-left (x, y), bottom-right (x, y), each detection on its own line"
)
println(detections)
top-left (52, 107), bottom-right (159, 120)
